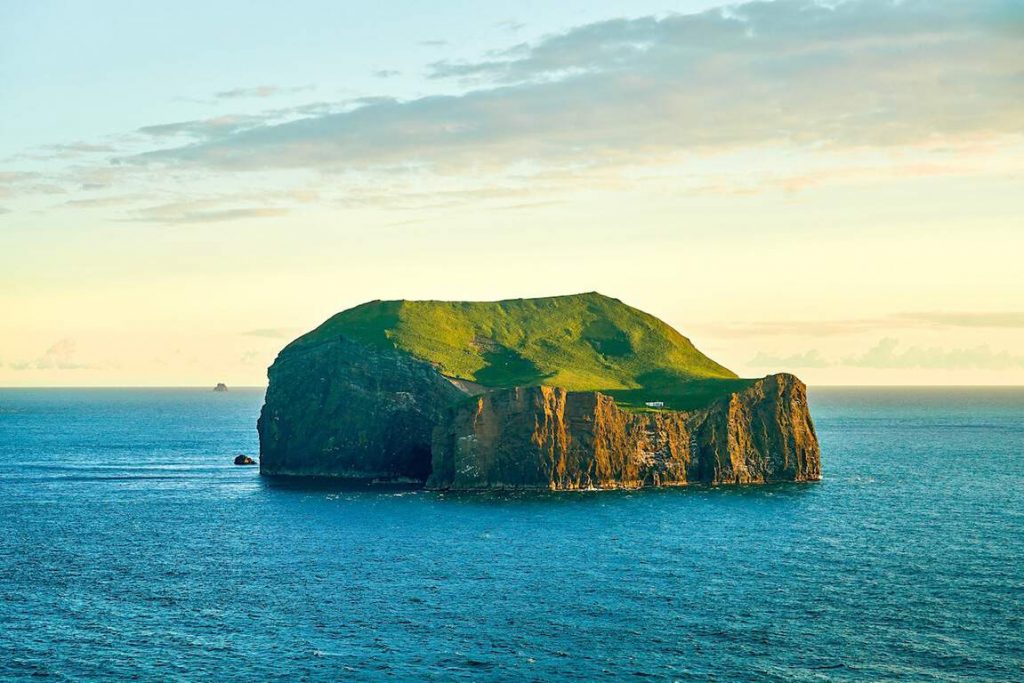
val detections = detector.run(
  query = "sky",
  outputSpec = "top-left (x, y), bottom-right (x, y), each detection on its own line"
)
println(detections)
top-left (1, 0), bottom-right (1022, 387)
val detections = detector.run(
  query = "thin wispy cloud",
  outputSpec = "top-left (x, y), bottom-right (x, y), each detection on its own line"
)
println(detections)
top-left (128, 200), bottom-right (290, 225)
top-left (495, 19), bottom-right (525, 32)
top-left (215, 85), bottom-right (312, 99)
top-left (62, 194), bottom-right (146, 209)
top-left (44, 142), bottom-right (114, 155)
top-left (13, 142), bottom-right (118, 162)
top-left (0, 172), bottom-right (37, 184)
top-left (750, 339), bottom-right (1024, 370)
top-left (902, 312), bottom-right (1024, 329)
top-left (714, 311), bottom-right (1024, 338)
top-left (138, 115), bottom-right (270, 139)
top-left (0, 172), bottom-right (40, 198)
top-left (0, 171), bottom-right (65, 200)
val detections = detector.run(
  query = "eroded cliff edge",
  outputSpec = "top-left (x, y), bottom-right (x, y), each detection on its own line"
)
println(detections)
top-left (258, 331), bottom-right (820, 489)
top-left (429, 374), bottom-right (819, 490)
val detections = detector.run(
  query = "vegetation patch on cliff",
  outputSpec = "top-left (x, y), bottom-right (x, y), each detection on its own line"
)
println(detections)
top-left (608, 377), bottom-right (758, 412)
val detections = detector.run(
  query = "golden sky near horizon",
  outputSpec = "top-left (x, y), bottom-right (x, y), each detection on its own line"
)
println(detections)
top-left (2, 0), bottom-right (1022, 387)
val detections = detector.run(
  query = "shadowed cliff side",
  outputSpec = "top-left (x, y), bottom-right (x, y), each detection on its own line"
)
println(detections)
top-left (428, 374), bottom-right (819, 490)
top-left (258, 336), bottom-right (466, 480)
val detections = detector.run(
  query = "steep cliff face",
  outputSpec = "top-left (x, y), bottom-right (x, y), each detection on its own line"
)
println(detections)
top-left (429, 374), bottom-right (819, 490)
top-left (258, 294), bottom-right (821, 487)
top-left (687, 373), bottom-right (820, 485)
top-left (258, 336), bottom-right (466, 479)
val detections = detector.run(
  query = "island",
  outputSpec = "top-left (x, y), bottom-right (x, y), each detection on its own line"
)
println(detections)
top-left (257, 293), bottom-right (820, 489)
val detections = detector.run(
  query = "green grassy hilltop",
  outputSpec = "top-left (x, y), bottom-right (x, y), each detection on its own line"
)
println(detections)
top-left (287, 292), bottom-right (753, 411)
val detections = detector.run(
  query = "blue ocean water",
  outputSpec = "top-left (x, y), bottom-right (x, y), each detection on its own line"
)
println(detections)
top-left (0, 388), bottom-right (1021, 682)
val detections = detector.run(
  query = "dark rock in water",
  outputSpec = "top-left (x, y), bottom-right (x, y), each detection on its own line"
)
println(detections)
top-left (213, 383), bottom-right (228, 392)
top-left (234, 454), bottom-right (256, 466)
top-left (257, 293), bottom-right (821, 489)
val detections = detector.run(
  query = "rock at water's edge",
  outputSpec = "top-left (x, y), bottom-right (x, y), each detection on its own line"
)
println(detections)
top-left (234, 454), bottom-right (256, 466)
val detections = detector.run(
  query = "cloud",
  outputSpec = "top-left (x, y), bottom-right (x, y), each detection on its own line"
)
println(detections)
top-left (50, 142), bottom-right (115, 154)
top-left (419, 39), bottom-right (448, 47)
top-left (845, 338), bottom-right (1024, 370)
top-left (70, 166), bottom-right (126, 192)
top-left (689, 159), bottom-right (1002, 197)
top-left (373, 69), bottom-right (400, 78)
top-left (12, 142), bottom-right (117, 162)
top-left (128, 200), bottom-right (289, 224)
top-left (898, 312), bottom-right (1024, 329)
top-left (126, 0), bottom-right (1023, 174)
top-left (749, 349), bottom-right (831, 368)
top-left (241, 328), bottom-right (301, 339)
top-left (748, 338), bottom-right (1024, 371)
top-left (0, 171), bottom-right (67, 200)
top-left (138, 114), bottom-right (270, 139)
top-left (12, 338), bottom-right (94, 371)
top-left (496, 20), bottom-right (525, 32)
top-left (714, 319), bottom-right (889, 338)
top-left (713, 310), bottom-right (1024, 337)
top-left (62, 194), bottom-right (145, 209)
top-left (215, 85), bottom-right (312, 99)
top-left (333, 182), bottom-right (565, 210)
top-left (0, 172), bottom-right (36, 184)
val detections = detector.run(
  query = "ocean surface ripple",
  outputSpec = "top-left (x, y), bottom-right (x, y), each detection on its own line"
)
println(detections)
top-left (1, 387), bottom-right (1022, 681)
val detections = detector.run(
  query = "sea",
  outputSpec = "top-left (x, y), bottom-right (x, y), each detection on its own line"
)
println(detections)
top-left (0, 387), bottom-right (1021, 682)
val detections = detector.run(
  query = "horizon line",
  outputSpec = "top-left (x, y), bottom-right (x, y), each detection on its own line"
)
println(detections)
top-left (2, 384), bottom-right (1023, 390)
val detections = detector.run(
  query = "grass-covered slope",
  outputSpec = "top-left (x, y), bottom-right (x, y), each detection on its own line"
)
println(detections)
top-left (286, 292), bottom-right (750, 410)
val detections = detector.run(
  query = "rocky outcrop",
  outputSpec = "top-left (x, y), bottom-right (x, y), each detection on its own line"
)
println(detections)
top-left (233, 454), bottom-right (256, 466)
top-left (429, 374), bottom-right (819, 489)
top-left (258, 336), bottom-right (466, 480)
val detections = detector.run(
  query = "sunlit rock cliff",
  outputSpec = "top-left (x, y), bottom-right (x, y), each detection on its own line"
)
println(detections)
top-left (258, 293), bottom-right (820, 489)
